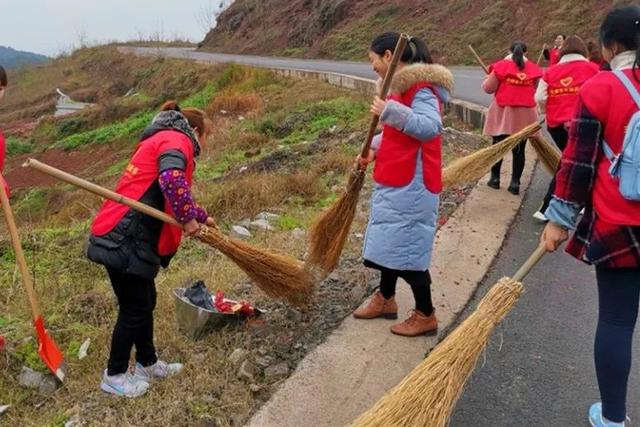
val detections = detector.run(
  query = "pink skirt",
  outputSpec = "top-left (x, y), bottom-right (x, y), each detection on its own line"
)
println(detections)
top-left (483, 100), bottom-right (539, 137)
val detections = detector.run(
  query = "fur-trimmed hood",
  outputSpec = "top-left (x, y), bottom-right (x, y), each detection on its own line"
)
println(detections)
top-left (389, 63), bottom-right (454, 97)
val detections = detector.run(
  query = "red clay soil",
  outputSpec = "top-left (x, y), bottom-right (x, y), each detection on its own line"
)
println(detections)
top-left (4, 145), bottom-right (124, 191)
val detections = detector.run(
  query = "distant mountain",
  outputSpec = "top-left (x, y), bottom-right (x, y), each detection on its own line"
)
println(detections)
top-left (0, 46), bottom-right (49, 69)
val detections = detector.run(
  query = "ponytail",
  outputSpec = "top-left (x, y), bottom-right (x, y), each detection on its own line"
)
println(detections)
top-left (510, 41), bottom-right (527, 70)
top-left (370, 32), bottom-right (433, 64)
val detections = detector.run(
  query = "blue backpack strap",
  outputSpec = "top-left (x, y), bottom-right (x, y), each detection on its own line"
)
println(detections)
top-left (613, 70), bottom-right (640, 108)
top-left (602, 71), bottom-right (640, 162)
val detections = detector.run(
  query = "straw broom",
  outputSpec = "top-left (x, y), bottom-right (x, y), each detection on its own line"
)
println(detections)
top-left (351, 245), bottom-right (547, 427)
top-left (529, 134), bottom-right (561, 174)
top-left (442, 120), bottom-right (542, 188)
top-left (306, 34), bottom-right (409, 275)
top-left (24, 159), bottom-right (314, 306)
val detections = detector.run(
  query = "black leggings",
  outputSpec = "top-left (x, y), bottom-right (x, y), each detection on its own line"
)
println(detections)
top-left (378, 266), bottom-right (434, 316)
top-left (594, 266), bottom-right (640, 422)
top-left (539, 125), bottom-right (569, 213)
top-left (491, 134), bottom-right (527, 184)
top-left (106, 267), bottom-right (158, 376)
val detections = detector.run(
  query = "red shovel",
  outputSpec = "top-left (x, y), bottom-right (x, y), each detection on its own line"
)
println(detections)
top-left (0, 175), bottom-right (65, 382)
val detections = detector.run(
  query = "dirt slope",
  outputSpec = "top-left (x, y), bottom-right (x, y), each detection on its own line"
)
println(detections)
top-left (200, 0), bottom-right (633, 64)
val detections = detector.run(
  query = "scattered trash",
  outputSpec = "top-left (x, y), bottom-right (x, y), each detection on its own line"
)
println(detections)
top-left (0, 405), bottom-right (9, 416)
top-left (78, 338), bottom-right (91, 360)
top-left (184, 281), bottom-right (216, 311)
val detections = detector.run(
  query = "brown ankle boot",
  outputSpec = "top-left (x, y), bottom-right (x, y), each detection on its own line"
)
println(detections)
top-left (390, 310), bottom-right (437, 337)
top-left (353, 291), bottom-right (398, 320)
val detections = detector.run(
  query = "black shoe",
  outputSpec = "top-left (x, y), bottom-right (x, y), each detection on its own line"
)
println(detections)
top-left (487, 175), bottom-right (500, 189)
top-left (507, 182), bottom-right (520, 195)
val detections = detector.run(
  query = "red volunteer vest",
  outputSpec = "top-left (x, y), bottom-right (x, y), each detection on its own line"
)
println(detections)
top-left (373, 82), bottom-right (442, 194)
top-left (544, 60), bottom-right (599, 128)
top-left (91, 130), bottom-right (195, 255)
top-left (491, 60), bottom-right (543, 108)
top-left (581, 69), bottom-right (640, 225)
top-left (549, 48), bottom-right (560, 66)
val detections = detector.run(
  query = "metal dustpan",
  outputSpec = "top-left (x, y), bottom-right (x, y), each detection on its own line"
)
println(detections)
top-left (173, 288), bottom-right (262, 340)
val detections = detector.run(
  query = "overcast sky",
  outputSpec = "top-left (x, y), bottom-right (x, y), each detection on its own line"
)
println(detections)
top-left (2, 1), bottom-right (232, 56)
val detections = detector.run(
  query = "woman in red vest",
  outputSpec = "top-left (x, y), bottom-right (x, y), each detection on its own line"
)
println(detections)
top-left (542, 5), bottom-right (640, 425)
top-left (533, 36), bottom-right (599, 221)
top-left (353, 32), bottom-right (454, 337)
top-left (88, 101), bottom-right (214, 397)
top-left (482, 41), bottom-right (542, 195)
top-left (544, 35), bottom-right (566, 66)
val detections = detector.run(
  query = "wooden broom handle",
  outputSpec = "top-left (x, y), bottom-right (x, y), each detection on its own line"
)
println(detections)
top-left (360, 33), bottom-right (410, 159)
top-left (24, 159), bottom-right (182, 228)
top-left (512, 245), bottom-right (547, 282)
top-left (0, 174), bottom-right (41, 321)
top-left (536, 43), bottom-right (548, 65)
top-left (468, 45), bottom-right (490, 74)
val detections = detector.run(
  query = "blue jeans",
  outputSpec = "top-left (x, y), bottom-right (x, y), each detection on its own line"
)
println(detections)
top-left (595, 266), bottom-right (640, 422)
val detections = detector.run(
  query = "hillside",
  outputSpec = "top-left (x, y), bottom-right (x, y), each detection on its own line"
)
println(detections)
top-left (0, 46), bottom-right (49, 69)
top-left (200, 0), bottom-right (634, 64)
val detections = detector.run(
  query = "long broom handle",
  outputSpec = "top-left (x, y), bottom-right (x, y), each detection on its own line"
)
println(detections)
top-left (24, 159), bottom-right (182, 228)
top-left (0, 174), bottom-right (41, 321)
top-left (536, 43), bottom-right (548, 65)
top-left (468, 45), bottom-right (490, 74)
top-left (512, 245), bottom-right (547, 282)
top-left (359, 34), bottom-right (409, 159)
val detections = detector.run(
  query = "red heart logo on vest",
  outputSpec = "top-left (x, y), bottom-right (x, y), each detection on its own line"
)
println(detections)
top-left (560, 77), bottom-right (573, 87)
top-left (516, 73), bottom-right (527, 81)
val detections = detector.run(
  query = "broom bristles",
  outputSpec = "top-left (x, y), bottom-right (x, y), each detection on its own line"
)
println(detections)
top-left (529, 135), bottom-right (561, 174)
top-left (351, 277), bottom-right (524, 427)
top-left (442, 121), bottom-right (542, 189)
top-left (198, 227), bottom-right (314, 307)
top-left (306, 168), bottom-right (366, 276)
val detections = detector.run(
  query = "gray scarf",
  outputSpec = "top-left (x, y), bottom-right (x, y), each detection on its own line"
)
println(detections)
top-left (141, 110), bottom-right (201, 157)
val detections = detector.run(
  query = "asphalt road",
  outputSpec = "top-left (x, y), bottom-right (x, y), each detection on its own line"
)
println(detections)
top-left (451, 167), bottom-right (640, 426)
top-left (128, 47), bottom-right (492, 106)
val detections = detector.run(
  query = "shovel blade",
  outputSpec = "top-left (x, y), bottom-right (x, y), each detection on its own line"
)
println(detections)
top-left (34, 317), bottom-right (65, 382)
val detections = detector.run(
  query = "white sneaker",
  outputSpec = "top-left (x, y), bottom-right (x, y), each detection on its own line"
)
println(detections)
top-left (532, 211), bottom-right (548, 222)
top-left (100, 370), bottom-right (149, 398)
top-left (133, 360), bottom-right (183, 382)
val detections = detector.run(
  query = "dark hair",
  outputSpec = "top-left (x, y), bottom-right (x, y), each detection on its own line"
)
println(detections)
top-left (0, 65), bottom-right (7, 87)
top-left (586, 40), bottom-right (603, 63)
top-left (370, 32), bottom-right (433, 64)
top-left (600, 5), bottom-right (640, 81)
top-left (160, 100), bottom-right (211, 139)
top-left (560, 35), bottom-right (588, 58)
top-left (555, 34), bottom-right (566, 40)
top-left (510, 41), bottom-right (527, 70)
